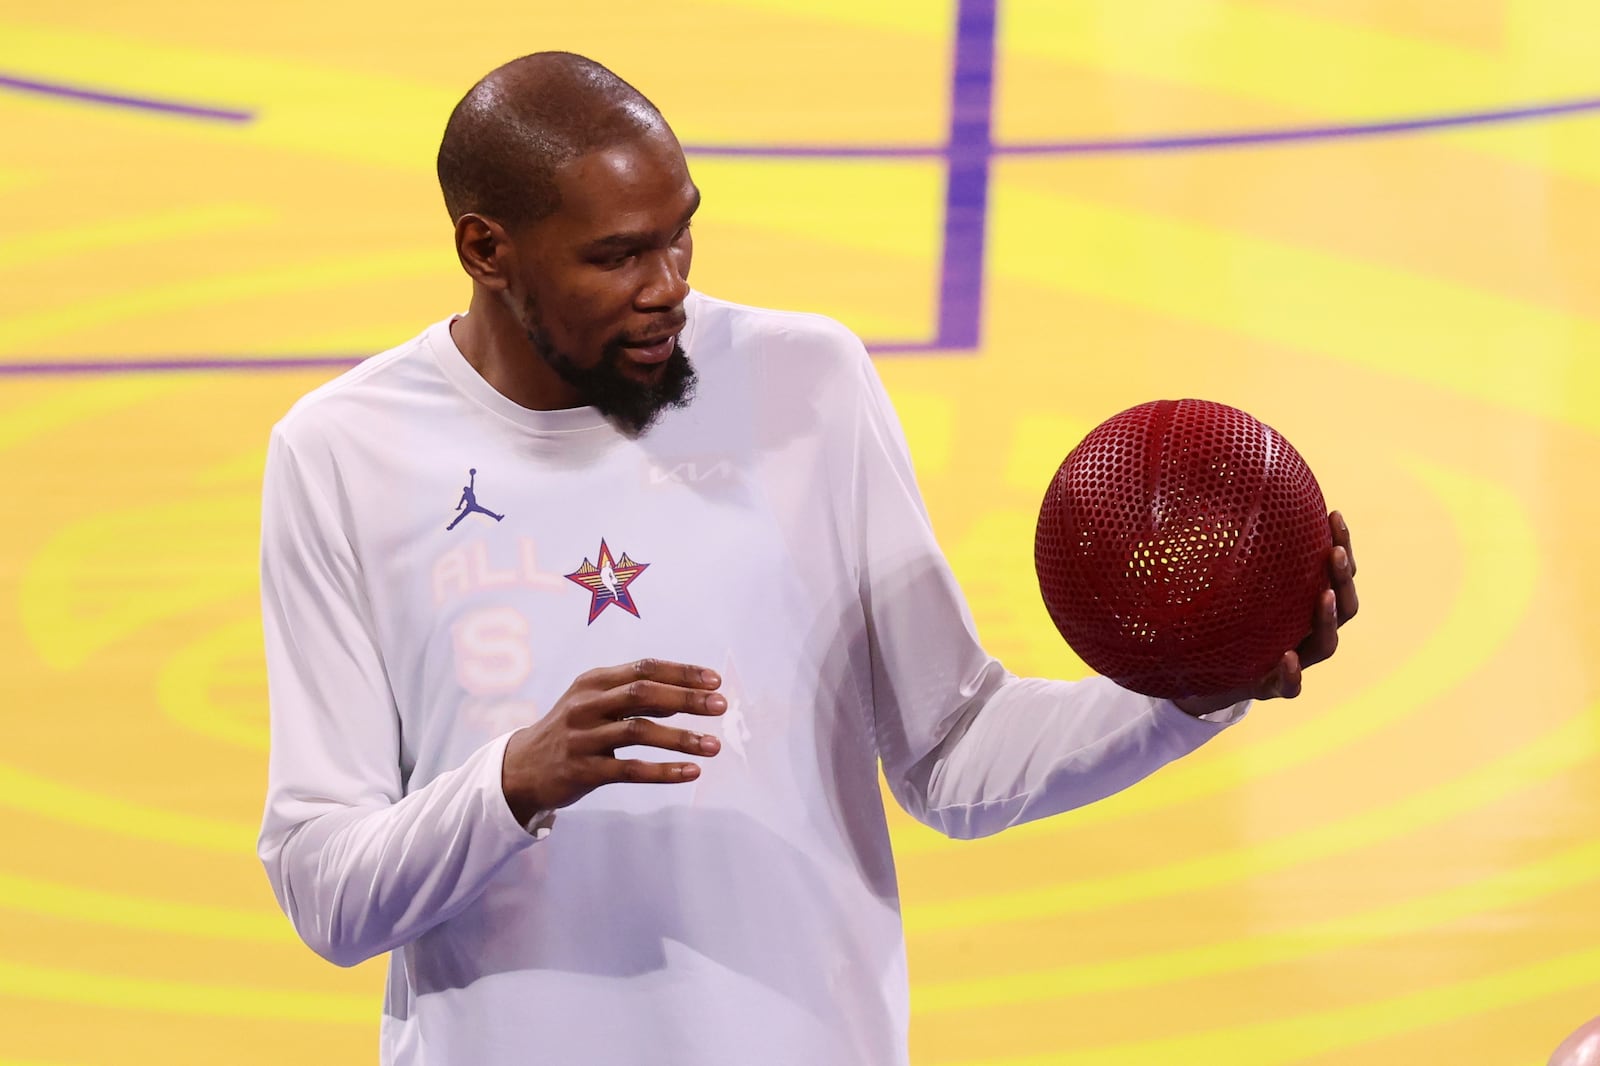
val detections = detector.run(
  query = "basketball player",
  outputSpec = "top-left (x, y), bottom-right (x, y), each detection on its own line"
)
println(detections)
top-left (258, 52), bottom-right (1359, 1066)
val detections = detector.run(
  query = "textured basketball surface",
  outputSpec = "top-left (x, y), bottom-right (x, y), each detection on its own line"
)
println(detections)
top-left (1035, 399), bottom-right (1332, 699)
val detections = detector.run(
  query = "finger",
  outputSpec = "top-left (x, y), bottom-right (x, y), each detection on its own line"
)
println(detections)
top-left (1330, 511), bottom-right (1357, 578)
top-left (1281, 650), bottom-right (1303, 699)
top-left (1328, 545), bottom-right (1360, 625)
top-left (1264, 649), bottom-right (1303, 700)
top-left (580, 659), bottom-right (721, 695)
top-left (633, 657), bottom-right (722, 690)
top-left (594, 717), bottom-right (722, 758)
top-left (591, 679), bottom-right (728, 720)
top-left (597, 756), bottom-right (702, 785)
top-left (576, 656), bottom-right (726, 704)
top-left (1333, 567), bottom-right (1359, 625)
top-left (1297, 589), bottom-right (1339, 668)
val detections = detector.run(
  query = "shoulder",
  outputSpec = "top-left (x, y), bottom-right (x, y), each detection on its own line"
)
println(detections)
top-left (684, 293), bottom-right (894, 462)
top-left (688, 292), bottom-right (871, 377)
top-left (270, 322), bottom-right (444, 452)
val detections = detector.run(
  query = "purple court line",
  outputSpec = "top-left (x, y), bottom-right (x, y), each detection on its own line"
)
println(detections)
top-left (0, 73), bottom-right (254, 123)
top-left (0, 356), bottom-right (362, 376)
top-left (934, 0), bottom-right (997, 351)
top-left (5, 33), bottom-right (1598, 379)
top-left (682, 143), bottom-right (944, 158)
top-left (0, 342), bottom-right (963, 377)
top-left (997, 95), bottom-right (1600, 155)
top-left (678, 95), bottom-right (1600, 159)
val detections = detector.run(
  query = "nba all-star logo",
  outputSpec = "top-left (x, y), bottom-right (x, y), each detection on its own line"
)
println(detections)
top-left (565, 540), bottom-right (649, 624)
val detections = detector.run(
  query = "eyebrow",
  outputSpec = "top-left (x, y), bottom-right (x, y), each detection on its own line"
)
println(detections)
top-left (586, 187), bottom-right (701, 251)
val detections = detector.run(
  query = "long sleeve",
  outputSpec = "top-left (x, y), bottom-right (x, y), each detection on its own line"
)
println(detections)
top-left (257, 425), bottom-right (537, 967)
top-left (847, 347), bottom-right (1245, 841)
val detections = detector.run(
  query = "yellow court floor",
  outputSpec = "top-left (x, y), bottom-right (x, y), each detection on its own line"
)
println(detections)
top-left (2, 2), bottom-right (1599, 1063)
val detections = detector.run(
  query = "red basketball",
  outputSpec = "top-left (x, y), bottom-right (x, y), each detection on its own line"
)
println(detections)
top-left (1034, 399), bottom-right (1332, 699)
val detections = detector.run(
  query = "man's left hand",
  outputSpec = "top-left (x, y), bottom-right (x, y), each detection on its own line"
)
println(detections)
top-left (1173, 510), bottom-right (1360, 718)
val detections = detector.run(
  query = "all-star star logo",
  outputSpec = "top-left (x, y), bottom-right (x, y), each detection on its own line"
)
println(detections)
top-left (564, 539), bottom-right (649, 624)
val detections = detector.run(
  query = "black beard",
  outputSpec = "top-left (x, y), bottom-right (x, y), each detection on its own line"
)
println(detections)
top-left (524, 310), bottom-right (696, 436)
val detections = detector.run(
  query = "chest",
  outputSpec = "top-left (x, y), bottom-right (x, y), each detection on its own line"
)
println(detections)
top-left (339, 420), bottom-right (858, 781)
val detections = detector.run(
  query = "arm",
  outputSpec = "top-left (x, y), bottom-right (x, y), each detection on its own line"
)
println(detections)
top-left (844, 347), bottom-right (1244, 841)
top-left (257, 426), bottom-right (537, 967)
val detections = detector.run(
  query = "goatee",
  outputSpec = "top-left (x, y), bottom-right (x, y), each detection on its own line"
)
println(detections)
top-left (524, 315), bottom-right (696, 436)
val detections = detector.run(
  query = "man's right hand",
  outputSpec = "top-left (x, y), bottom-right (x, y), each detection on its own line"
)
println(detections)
top-left (501, 658), bottom-right (725, 824)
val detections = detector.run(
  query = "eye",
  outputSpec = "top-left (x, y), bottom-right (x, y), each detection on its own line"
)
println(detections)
top-left (673, 221), bottom-right (692, 243)
top-left (591, 250), bottom-right (637, 270)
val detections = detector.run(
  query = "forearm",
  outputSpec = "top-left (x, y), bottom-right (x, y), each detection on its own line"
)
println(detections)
top-left (905, 675), bottom-right (1244, 840)
top-left (260, 732), bottom-right (536, 967)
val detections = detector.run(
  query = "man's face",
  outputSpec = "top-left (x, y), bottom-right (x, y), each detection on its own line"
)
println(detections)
top-left (509, 132), bottom-right (700, 433)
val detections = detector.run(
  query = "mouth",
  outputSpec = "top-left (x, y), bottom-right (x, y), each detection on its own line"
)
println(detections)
top-left (618, 330), bottom-right (682, 366)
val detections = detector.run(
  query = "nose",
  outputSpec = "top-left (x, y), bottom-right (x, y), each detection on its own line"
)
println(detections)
top-left (636, 247), bottom-right (690, 310)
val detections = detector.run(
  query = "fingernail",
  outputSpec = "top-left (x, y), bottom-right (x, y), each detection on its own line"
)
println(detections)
top-left (679, 764), bottom-right (699, 779)
top-left (700, 735), bottom-right (720, 754)
top-left (707, 694), bottom-right (728, 712)
top-left (701, 669), bottom-right (720, 686)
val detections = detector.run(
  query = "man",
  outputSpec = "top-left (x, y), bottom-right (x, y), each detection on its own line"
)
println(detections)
top-left (258, 52), bottom-right (1358, 1065)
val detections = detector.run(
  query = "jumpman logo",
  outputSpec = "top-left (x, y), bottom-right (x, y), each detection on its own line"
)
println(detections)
top-left (447, 468), bottom-right (505, 531)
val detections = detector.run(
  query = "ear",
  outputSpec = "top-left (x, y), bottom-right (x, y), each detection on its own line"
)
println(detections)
top-left (454, 213), bottom-right (514, 291)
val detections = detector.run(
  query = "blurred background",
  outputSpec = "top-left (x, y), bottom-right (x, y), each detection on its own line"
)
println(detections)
top-left (2, 1), bottom-right (1599, 1063)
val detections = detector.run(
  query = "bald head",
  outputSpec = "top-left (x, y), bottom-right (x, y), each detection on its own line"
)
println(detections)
top-left (437, 52), bottom-right (672, 230)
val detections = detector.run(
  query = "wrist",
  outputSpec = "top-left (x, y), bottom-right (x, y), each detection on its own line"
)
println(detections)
top-left (500, 728), bottom-right (551, 826)
top-left (1172, 693), bottom-right (1241, 718)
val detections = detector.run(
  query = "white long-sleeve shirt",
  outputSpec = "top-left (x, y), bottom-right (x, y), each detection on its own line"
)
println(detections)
top-left (258, 291), bottom-right (1242, 1065)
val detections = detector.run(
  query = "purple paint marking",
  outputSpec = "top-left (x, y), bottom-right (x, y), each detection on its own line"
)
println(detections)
top-left (682, 143), bottom-right (944, 158)
top-left (997, 96), bottom-right (1600, 155)
top-left (5, 38), bottom-right (1598, 378)
top-left (934, 0), bottom-right (998, 351)
top-left (680, 96), bottom-right (1600, 161)
top-left (0, 356), bottom-right (360, 376)
top-left (0, 342), bottom-right (967, 377)
top-left (0, 73), bottom-right (254, 123)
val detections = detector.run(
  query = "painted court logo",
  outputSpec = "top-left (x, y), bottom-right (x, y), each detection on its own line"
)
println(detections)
top-left (565, 539), bottom-right (649, 624)
top-left (447, 468), bottom-right (504, 531)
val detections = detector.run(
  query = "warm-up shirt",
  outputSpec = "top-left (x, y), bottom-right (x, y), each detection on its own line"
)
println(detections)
top-left (258, 291), bottom-right (1242, 1065)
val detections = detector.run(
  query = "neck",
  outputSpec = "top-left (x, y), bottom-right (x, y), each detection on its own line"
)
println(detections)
top-left (451, 289), bottom-right (584, 411)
